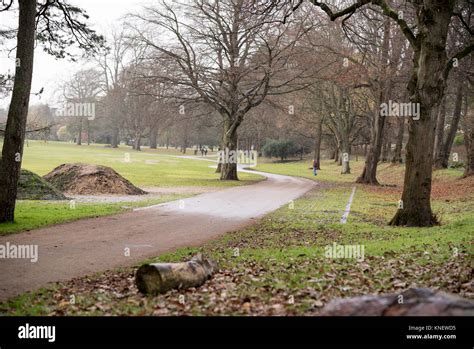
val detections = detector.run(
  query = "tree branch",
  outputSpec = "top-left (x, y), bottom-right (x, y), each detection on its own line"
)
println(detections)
top-left (308, 0), bottom-right (418, 50)
top-left (444, 42), bottom-right (474, 80)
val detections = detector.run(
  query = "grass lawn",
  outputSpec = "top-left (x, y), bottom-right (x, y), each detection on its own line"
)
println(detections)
top-left (255, 157), bottom-right (466, 186)
top-left (1, 159), bottom-right (472, 316)
top-left (19, 141), bottom-right (263, 187)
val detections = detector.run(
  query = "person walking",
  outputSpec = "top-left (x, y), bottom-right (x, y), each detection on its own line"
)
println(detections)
top-left (312, 159), bottom-right (318, 176)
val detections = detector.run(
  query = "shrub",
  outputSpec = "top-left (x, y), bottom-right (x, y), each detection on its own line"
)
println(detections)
top-left (262, 139), bottom-right (299, 161)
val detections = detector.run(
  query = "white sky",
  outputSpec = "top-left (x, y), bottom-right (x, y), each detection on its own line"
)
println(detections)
top-left (0, 0), bottom-right (147, 108)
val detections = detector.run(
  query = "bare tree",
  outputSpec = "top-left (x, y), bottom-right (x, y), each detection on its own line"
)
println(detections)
top-left (61, 69), bottom-right (103, 145)
top-left (121, 66), bottom-right (155, 151)
top-left (323, 83), bottom-right (366, 174)
top-left (98, 30), bottom-right (130, 148)
top-left (129, 0), bottom-right (314, 180)
top-left (354, 18), bottom-right (390, 183)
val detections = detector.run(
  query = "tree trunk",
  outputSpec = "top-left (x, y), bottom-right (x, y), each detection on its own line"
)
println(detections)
top-left (313, 117), bottom-right (323, 170)
top-left (435, 80), bottom-right (464, 169)
top-left (357, 20), bottom-right (391, 185)
top-left (389, 1), bottom-right (454, 227)
top-left (358, 124), bottom-right (382, 183)
top-left (181, 121), bottom-right (188, 154)
top-left (216, 142), bottom-right (223, 173)
top-left (135, 254), bottom-right (217, 295)
top-left (0, 0), bottom-right (37, 223)
top-left (433, 97), bottom-right (447, 163)
top-left (382, 139), bottom-right (391, 163)
top-left (133, 134), bottom-right (141, 151)
top-left (463, 91), bottom-right (473, 177)
top-left (87, 119), bottom-right (91, 145)
top-left (358, 106), bottom-right (387, 180)
top-left (220, 118), bottom-right (239, 181)
top-left (341, 142), bottom-right (351, 174)
top-left (149, 125), bottom-right (158, 149)
top-left (464, 128), bottom-right (474, 178)
top-left (111, 127), bottom-right (119, 148)
top-left (391, 115), bottom-right (405, 164)
top-left (77, 117), bottom-right (83, 146)
top-left (389, 110), bottom-right (438, 226)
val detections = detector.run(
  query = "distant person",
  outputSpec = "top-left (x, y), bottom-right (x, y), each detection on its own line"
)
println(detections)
top-left (200, 147), bottom-right (205, 156)
top-left (312, 159), bottom-right (318, 176)
top-left (204, 147), bottom-right (208, 156)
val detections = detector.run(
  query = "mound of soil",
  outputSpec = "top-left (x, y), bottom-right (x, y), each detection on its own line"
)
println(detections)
top-left (17, 170), bottom-right (67, 201)
top-left (43, 163), bottom-right (146, 196)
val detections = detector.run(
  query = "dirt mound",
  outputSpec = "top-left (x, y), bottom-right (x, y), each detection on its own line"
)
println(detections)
top-left (43, 163), bottom-right (146, 195)
top-left (17, 170), bottom-right (67, 201)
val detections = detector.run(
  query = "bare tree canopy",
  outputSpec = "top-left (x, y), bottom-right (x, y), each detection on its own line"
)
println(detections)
top-left (127, 0), bottom-right (318, 179)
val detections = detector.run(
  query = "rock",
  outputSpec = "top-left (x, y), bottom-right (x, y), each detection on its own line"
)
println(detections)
top-left (43, 163), bottom-right (146, 195)
top-left (17, 169), bottom-right (67, 201)
top-left (320, 288), bottom-right (474, 316)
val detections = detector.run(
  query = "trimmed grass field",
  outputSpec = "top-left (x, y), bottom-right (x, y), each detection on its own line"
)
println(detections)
top-left (20, 141), bottom-right (262, 187)
top-left (2, 158), bottom-right (472, 316)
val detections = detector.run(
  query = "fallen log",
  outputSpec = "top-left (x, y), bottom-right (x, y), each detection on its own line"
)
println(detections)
top-left (135, 254), bottom-right (217, 295)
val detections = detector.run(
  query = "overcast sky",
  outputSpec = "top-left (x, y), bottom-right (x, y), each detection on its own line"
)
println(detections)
top-left (0, 0), bottom-right (147, 109)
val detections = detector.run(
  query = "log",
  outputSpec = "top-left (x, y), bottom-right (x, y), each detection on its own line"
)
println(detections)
top-left (135, 254), bottom-right (217, 295)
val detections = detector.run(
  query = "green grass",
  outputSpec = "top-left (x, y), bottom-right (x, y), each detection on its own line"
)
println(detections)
top-left (0, 195), bottom-right (188, 236)
top-left (255, 157), bottom-right (463, 185)
top-left (2, 161), bottom-right (472, 316)
top-left (19, 141), bottom-right (263, 187)
top-left (256, 158), bottom-right (362, 183)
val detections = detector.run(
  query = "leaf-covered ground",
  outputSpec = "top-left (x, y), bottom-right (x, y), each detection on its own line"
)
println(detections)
top-left (1, 168), bottom-right (472, 316)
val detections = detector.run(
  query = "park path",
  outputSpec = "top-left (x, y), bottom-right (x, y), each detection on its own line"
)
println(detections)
top-left (0, 165), bottom-right (316, 301)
